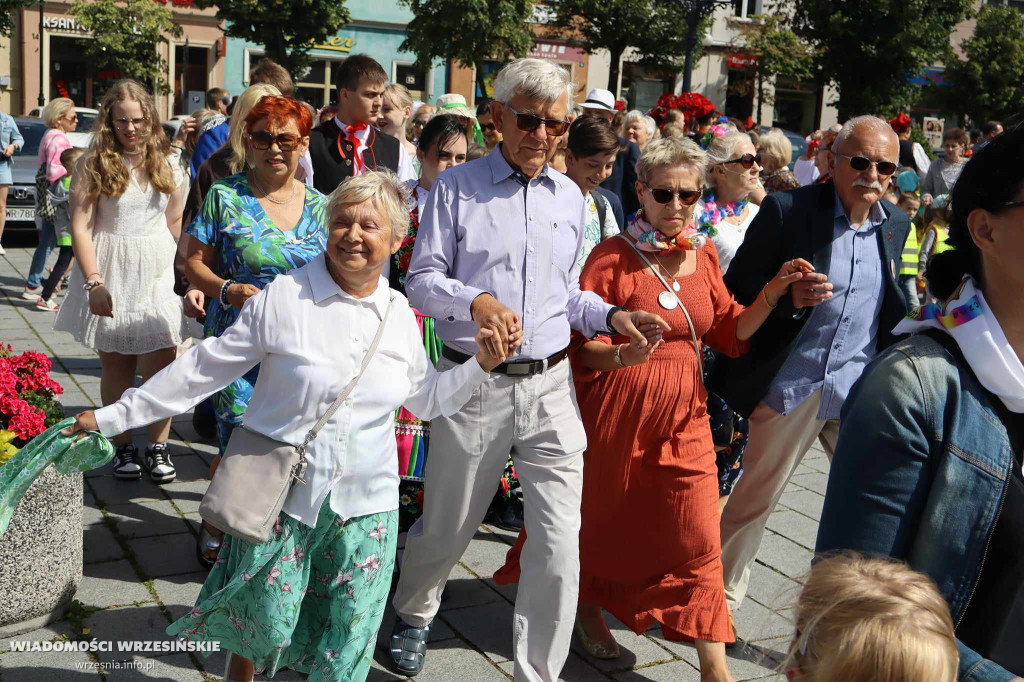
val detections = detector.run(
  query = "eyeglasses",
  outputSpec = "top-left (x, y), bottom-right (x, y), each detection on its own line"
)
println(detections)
top-left (644, 183), bottom-right (702, 206)
top-left (1001, 200), bottom-right (1024, 211)
top-left (481, 122), bottom-right (496, 132)
top-left (65, 114), bottom-right (78, 121)
top-left (113, 117), bottom-right (148, 130)
top-left (504, 105), bottom-right (570, 137)
top-left (721, 153), bottom-right (762, 170)
top-left (412, 120), bottom-right (426, 128)
top-left (248, 131), bottom-right (302, 151)
top-left (838, 153), bottom-right (897, 176)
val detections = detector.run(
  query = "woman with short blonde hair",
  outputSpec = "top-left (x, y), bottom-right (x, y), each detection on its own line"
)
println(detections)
top-left (758, 128), bottom-right (800, 194)
top-left (53, 79), bottom-right (189, 485)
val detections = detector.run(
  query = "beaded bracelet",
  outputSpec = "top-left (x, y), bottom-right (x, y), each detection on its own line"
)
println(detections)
top-left (219, 280), bottom-right (235, 306)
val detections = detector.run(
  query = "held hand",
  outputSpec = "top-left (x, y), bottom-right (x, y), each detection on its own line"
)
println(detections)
top-left (227, 282), bottom-right (260, 310)
top-left (3, 144), bottom-right (15, 157)
top-left (183, 288), bottom-right (205, 318)
top-left (611, 309), bottom-right (672, 351)
top-left (790, 269), bottom-right (833, 309)
top-left (61, 410), bottom-right (98, 439)
top-left (474, 328), bottom-right (510, 371)
top-left (619, 339), bottom-right (663, 367)
top-left (88, 285), bottom-right (114, 318)
top-left (470, 293), bottom-right (520, 359)
top-left (765, 258), bottom-right (813, 305)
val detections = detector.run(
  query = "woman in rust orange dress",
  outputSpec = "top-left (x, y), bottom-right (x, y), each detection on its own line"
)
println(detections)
top-left (494, 137), bottom-right (809, 681)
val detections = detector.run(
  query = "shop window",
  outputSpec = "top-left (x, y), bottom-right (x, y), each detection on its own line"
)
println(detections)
top-left (247, 50), bottom-right (338, 109)
top-left (50, 36), bottom-right (112, 109)
top-left (174, 44), bottom-right (209, 114)
top-left (395, 63), bottom-right (427, 102)
top-left (725, 69), bottom-right (754, 120)
top-left (621, 62), bottom-right (674, 113)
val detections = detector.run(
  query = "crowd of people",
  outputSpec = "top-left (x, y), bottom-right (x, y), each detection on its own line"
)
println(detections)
top-left (4, 50), bottom-right (1014, 682)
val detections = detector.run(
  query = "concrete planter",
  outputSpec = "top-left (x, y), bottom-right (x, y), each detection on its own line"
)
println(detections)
top-left (0, 463), bottom-right (83, 636)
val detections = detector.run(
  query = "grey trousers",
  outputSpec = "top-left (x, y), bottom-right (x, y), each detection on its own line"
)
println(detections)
top-left (719, 389), bottom-right (839, 610)
top-left (392, 357), bottom-right (587, 682)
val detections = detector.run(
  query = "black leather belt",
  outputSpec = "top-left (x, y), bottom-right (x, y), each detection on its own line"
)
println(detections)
top-left (441, 345), bottom-right (568, 377)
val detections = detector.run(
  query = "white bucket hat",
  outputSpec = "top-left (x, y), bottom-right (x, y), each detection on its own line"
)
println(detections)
top-left (435, 93), bottom-right (476, 120)
top-left (578, 88), bottom-right (616, 112)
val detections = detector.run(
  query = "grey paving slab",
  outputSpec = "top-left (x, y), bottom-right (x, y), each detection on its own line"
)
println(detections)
top-left (764, 509), bottom-right (820, 551)
top-left (744, 563), bottom-right (802, 614)
top-left (437, 564), bottom-right (503, 612)
top-left (0, 648), bottom-right (97, 680)
top-left (83, 605), bottom-right (176, 662)
top-left (787, 471), bottom-right (829, 496)
top-left (775, 489), bottom-right (824, 522)
top-left (732, 597), bottom-right (793, 643)
top-left (150, 572), bottom-right (206, 624)
top-left (104, 652), bottom-right (206, 681)
top-left (439, 601), bottom-right (516, 663)
top-left (75, 560), bottom-right (153, 610)
top-left (101, 500), bottom-right (191, 540)
top-left (372, 638), bottom-right (508, 681)
top-left (570, 616), bottom-right (675, 675)
top-left (499, 651), bottom-right (609, 681)
top-left (82, 524), bottom-right (126, 565)
top-left (129, 532), bottom-right (206, 579)
top-left (753, 533), bottom-right (814, 583)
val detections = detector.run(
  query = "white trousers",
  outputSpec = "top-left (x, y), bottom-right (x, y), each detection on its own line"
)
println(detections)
top-left (719, 389), bottom-right (839, 610)
top-left (392, 357), bottom-right (587, 682)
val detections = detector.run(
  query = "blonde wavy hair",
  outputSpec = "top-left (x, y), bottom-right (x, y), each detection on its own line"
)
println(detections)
top-left (226, 83), bottom-right (282, 174)
top-left (42, 97), bottom-right (75, 128)
top-left (784, 554), bottom-right (958, 682)
top-left (82, 80), bottom-right (175, 200)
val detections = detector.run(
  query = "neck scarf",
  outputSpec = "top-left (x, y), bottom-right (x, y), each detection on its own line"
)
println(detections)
top-left (626, 213), bottom-right (707, 252)
top-left (338, 120), bottom-right (369, 173)
top-left (894, 276), bottom-right (1024, 415)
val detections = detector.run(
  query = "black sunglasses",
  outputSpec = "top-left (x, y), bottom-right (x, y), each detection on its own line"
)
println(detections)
top-left (1001, 200), bottom-right (1024, 211)
top-left (645, 183), bottom-right (702, 206)
top-left (838, 153), bottom-right (897, 176)
top-left (504, 105), bottom-right (569, 136)
top-left (248, 131), bottom-right (302, 151)
top-left (722, 153), bottom-right (762, 170)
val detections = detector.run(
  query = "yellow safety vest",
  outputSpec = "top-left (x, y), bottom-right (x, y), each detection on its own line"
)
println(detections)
top-left (928, 226), bottom-right (953, 255)
top-left (900, 226), bottom-right (919, 276)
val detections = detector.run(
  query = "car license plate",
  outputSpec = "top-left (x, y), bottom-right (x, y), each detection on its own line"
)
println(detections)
top-left (6, 207), bottom-right (34, 221)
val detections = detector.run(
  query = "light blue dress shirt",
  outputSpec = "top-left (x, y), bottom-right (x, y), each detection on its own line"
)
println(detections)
top-left (405, 145), bottom-right (614, 358)
top-left (766, 191), bottom-right (887, 419)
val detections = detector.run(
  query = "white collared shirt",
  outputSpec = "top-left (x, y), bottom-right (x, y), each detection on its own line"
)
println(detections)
top-left (334, 115), bottom-right (417, 183)
top-left (94, 255), bottom-right (488, 527)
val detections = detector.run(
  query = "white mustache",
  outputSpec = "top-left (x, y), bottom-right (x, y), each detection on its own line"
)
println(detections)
top-left (852, 178), bottom-right (884, 190)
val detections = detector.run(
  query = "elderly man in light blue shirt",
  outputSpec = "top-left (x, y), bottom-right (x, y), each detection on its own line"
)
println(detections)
top-left (389, 58), bottom-right (668, 682)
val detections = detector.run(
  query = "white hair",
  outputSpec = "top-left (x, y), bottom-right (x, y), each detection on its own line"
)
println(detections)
top-left (492, 58), bottom-right (574, 106)
top-left (624, 109), bottom-right (656, 138)
top-left (758, 128), bottom-right (793, 172)
top-left (833, 115), bottom-right (897, 157)
top-left (704, 131), bottom-right (753, 168)
top-left (326, 169), bottom-right (411, 247)
top-left (636, 136), bottom-right (707, 185)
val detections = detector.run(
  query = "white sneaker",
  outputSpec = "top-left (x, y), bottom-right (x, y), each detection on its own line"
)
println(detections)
top-left (21, 285), bottom-right (41, 300)
top-left (35, 297), bottom-right (59, 312)
top-left (0, 245), bottom-right (6, 255)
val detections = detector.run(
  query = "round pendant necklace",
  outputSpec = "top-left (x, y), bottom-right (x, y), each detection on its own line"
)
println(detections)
top-left (653, 253), bottom-right (682, 291)
top-left (249, 171), bottom-right (296, 205)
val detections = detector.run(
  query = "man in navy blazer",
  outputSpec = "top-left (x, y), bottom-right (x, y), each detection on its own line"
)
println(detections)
top-left (709, 116), bottom-right (911, 629)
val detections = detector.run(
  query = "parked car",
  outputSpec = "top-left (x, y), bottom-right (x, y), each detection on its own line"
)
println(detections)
top-left (27, 105), bottom-right (96, 149)
top-left (4, 117), bottom-right (49, 233)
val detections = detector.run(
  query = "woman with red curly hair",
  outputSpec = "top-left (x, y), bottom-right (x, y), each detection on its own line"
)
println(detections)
top-left (182, 95), bottom-right (328, 566)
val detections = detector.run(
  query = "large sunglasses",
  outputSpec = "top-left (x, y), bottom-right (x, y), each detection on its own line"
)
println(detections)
top-left (721, 153), bottom-right (762, 170)
top-left (645, 183), bottom-right (702, 206)
top-left (838, 153), bottom-right (897, 176)
top-left (504, 105), bottom-right (570, 136)
top-left (248, 131), bottom-right (302, 151)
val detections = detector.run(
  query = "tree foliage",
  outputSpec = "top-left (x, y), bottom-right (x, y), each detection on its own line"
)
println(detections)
top-left (791, 0), bottom-right (971, 120)
top-left (70, 0), bottom-right (182, 95)
top-left (192, 0), bottom-right (352, 77)
top-left (398, 0), bottom-right (535, 98)
top-left (734, 13), bottom-right (820, 123)
top-left (553, 0), bottom-right (713, 94)
top-left (0, 0), bottom-right (32, 38)
top-left (941, 4), bottom-right (1024, 127)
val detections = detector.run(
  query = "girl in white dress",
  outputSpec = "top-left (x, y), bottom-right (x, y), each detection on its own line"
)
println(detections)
top-left (54, 79), bottom-right (188, 484)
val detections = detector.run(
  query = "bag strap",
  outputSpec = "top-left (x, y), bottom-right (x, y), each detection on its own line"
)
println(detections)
top-left (594, 192), bottom-right (608, 235)
top-left (299, 292), bottom-right (396, 454)
top-left (614, 233), bottom-right (703, 378)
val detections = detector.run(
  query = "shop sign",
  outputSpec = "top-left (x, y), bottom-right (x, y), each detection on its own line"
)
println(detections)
top-left (726, 53), bottom-right (757, 69)
top-left (528, 42), bottom-right (584, 62)
top-left (923, 117), bottom-right (944, 150)
top-left (313, 36), bottom-right (357, 53)
top-left (42, 17), bottom-right (88, 33)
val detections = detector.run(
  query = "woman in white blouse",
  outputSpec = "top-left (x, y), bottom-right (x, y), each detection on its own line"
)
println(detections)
top-left (704, 132), bottom-right (762, 275)
top-left (63, 170), bottom-right (514, 682)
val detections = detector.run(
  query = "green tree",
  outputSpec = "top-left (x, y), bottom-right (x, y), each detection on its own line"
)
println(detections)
top-left (192, 0), bottom-right (351, 77)
top-left (734, 14), bottom-right (820, 124)
top-left (0, 1), bottom-right (33, 38)
top-left (941, 4), bottom-right (1024, 126)
top-left (791, 0), bottom-right (971, 120)
top-left (553, 0), bottom-right (711, 96)
top-left (398, 0), bottom-right (535, 98)
top-left (70, 0), bottom-right (181, 94)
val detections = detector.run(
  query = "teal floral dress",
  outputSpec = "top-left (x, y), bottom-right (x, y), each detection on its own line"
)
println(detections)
top-left (187, 175), bottom-right (327, 453)
top-left (166, 496), bottom-right (398, 681)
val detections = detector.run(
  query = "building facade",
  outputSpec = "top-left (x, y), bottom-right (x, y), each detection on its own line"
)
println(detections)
top-left (222, 0), bottom-right (446, 109)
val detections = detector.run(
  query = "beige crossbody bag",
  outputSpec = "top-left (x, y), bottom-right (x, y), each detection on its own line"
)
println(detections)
top-left (199, 293), bottom-right (395, 544)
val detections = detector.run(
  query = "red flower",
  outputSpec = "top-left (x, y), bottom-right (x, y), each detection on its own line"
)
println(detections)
top-left (9, 405), bottom-right (46, 440)
top-left (0, 393), bottom-right (25, 416)
top-left (0, 371), bottom-right (16, 396)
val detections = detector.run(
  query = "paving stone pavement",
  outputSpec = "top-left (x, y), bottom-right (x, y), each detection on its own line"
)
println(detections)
top-left (0, 244), bottom-right (828, 681)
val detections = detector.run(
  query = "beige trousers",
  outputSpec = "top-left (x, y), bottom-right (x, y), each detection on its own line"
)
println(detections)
top-left (393, 357), bottom-right (587, 682)
top-left (719, 389), bottom-right (839, 610)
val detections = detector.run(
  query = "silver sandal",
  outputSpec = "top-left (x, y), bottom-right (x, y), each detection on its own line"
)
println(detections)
top-left (196, 523), bottom-right (223, 568)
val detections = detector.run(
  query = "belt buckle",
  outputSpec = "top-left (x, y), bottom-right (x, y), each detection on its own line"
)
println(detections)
top-left (505, 362), bottom-right (532, 377)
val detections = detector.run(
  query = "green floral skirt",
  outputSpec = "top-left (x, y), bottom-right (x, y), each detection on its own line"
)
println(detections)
top-left (166, 495), bottom-right (397, 681)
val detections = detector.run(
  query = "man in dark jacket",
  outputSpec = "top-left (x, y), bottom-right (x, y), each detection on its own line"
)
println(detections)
top-left (710, 116), bottom-right (911, 629)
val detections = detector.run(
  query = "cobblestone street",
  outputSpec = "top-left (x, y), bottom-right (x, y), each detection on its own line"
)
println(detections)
top-left (0, 244), bottom-right (830, 681)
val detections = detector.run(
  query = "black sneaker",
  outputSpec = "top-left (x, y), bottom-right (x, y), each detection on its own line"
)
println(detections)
top-left (144, 443), bottom-right (176, 483)
top-left (112, 444), bottom-right (142, 480)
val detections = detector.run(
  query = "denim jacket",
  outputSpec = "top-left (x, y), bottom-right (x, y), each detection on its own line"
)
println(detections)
top-left (816, 333), bottom-right (1018, 682)
top-left (0, 113), bottom-right (24, 161)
